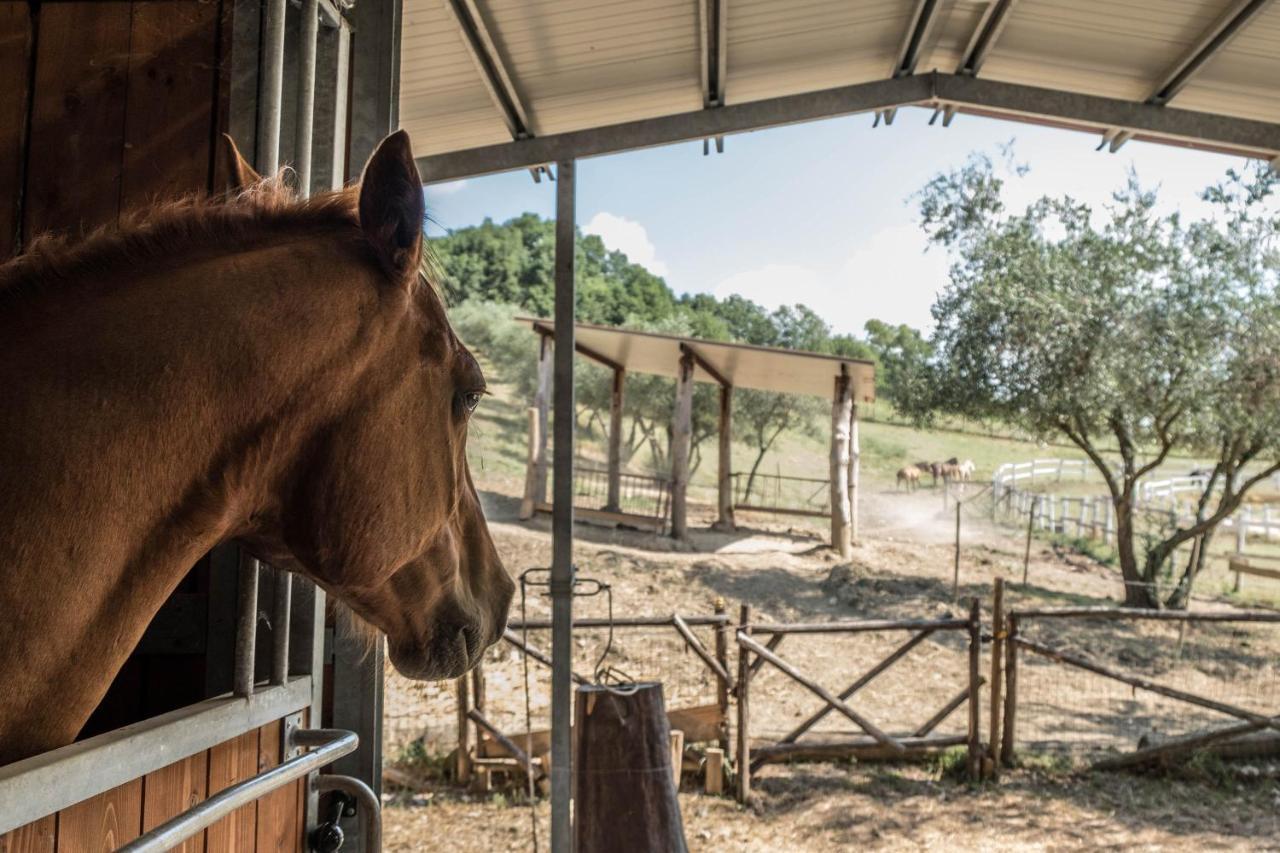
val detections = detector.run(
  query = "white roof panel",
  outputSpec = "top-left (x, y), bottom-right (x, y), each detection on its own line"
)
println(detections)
top-left (400, 0), bottom-right (1280, 167)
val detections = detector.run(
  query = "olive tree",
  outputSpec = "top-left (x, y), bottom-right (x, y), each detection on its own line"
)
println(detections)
top-left (903, 154), bottom-right (1280, 608)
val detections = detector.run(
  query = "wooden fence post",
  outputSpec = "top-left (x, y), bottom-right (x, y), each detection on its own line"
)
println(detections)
top-left (670, 351), bottom-right (694, 539)
top-left (704, 748), bottom-right (724, 795)
top-left (1022, 497), bottom-right (1038, 586)
top-left (533, 331), bottom-right (552, 505)
top-left (988, 579), bottom-right (1004, 779)
top-left (520, 407), bottom-right (540, 520)
top-left (1000, 615), bottom-right (1019, 766)
top-left (714, 600), bottom-right (730, 756)
top-left (735, 604), bottom-right (751, 805)
top-left (455, 672), bottom-right (471, 785)
top-left (967, 598), bottom-right (981, 781)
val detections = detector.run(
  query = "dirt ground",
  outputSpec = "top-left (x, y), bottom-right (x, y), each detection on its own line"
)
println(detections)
top-left (380, 484), bottom-right (1280, 851)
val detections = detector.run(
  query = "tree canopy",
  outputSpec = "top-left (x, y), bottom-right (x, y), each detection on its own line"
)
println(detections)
top-left (903, 152), bottom-right (1280, 607)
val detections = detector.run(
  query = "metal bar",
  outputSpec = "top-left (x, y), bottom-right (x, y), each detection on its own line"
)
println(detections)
top-left (119, 728), bottom-right (357, 853)
top-left (234, 555), bottom-right (260, 696)
top-left (509, 615), bottom-right (728, 630)
top-left (444, 0), bottom-right (531, 139)
top-left (271, 568), bottom-right (292, 686)
top-left (0, 678), bottom-right (312, 835)
top-left (736, 632), bottom-right (905, 753)
top-left (1148, 0), bottom-right (1276, 105)
top-left (314, 774), bottom-right (382, 853)
top-left (672, 614), bottom-right (732, 686)
top-left (893, 0), bottom-right (942, 77)
top-left (257, 0), bottom-right (288, 174)
top-left (748, 618), bottom-right (968, 635)
top-left (957, 0), bottom-right (1020, 76)
top-left (550, 157), bottom-right (576, 853)
top-left (415, 73), bottom-right (1280, 185)
top-left (294, 0), bottom-right (320, 196)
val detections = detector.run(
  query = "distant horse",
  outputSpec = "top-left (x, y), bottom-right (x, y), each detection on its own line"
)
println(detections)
top-left (0, 132), bottom-right (514, 765)
top-left (957, 460), bottom-right (976, 481)
top-left (938, 462), bottom-right (962, 483)
top-left (897, 465), bottom-right (922, 492)
top-left (914, 461), bottom-right (938, 487)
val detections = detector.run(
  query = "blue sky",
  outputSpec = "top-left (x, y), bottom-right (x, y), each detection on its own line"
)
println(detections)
top-left (422, 108), bottom-right (1244, 334)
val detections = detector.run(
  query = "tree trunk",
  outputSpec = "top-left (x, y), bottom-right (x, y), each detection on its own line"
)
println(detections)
top-left (1165, 530), bottom-right (1211, 610)
top-left (1115, 501), bottom-right (1160, 608)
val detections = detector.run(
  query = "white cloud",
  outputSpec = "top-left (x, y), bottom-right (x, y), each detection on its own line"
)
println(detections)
top-left (584, 212), bottom-right (669, 276)
top-left (430, 179), bottom-right (470, 195)
top-left (710, 224), bottom-right (949, 335)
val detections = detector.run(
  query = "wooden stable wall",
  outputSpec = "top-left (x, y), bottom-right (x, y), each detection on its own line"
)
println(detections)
top-left (0, 0), bottom-right (234, 259)
top-left (0, 717), bottom-right (304, 853)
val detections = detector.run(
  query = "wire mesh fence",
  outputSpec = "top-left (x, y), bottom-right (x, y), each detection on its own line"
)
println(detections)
top-left (1007, 610), bottom-right (1280, 763)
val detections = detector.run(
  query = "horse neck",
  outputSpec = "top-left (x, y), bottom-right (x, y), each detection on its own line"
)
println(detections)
top-left (0, 235), bottom-right (385, 761)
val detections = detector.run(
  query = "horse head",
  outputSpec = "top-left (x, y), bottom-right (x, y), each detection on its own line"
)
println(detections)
top-left (228, 132), bottom-right (513, 680)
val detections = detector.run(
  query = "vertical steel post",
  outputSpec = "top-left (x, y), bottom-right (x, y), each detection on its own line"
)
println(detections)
top-left (234, 556), bottom-right (260, 697)
top-left (271, 568), bottom-right (292, 686)
top-left (294, 0), bottom-right (320, 196)
top-left (257, 0), bottom-right (288, 174)
top-left (550, 158), bottom-right (577, 853)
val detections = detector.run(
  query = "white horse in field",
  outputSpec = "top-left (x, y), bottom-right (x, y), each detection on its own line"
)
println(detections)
top-left (957, 459), bottom-right (976, 481)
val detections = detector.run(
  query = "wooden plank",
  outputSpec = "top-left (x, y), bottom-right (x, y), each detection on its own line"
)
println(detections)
top-left (55, 780), bottom-right (143, 851)
top-left (671, 614), bottom-right (731, 686)
top-left (254, 721), bottom-right (301, 853)
top-left (753, 734), bottom-right (966, 764)
top-left (142, 753), bottom-right (208, 853)
top-left (204, 729), bottom-right (258, 852)
top-left (120, 0), bottom-right (222, 211)
top-left (1229, 556), bottom-right (1280, 581)
top-left (24, 1), bottom-right (132, 237)
top-left (0, 2), bottom-right (33, 258)
top-left (0, 816), bottom-right (54, 853)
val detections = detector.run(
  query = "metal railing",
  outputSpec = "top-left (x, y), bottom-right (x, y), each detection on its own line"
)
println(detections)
top-left (732, 472), bottom-right (831, 518)
top-left (568, 463), bottom-right (672, 521)
top-left (119, 729), bottom-right (372, 853)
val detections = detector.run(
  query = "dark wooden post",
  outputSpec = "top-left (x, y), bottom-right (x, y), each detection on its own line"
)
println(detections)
top-left (455, 672), bottom-right (471, 785)
top-left (988, 578), bottom-right (1004, 779)
top-left (605, 366), bottom-right (625, 512)
top-left (966, 598), bottom-right (981, 781)
top-left (1000, 615), bottom-right (1019, 766)
top-left (575, 683), bottom-right (689, 853)
top-left (735, 604), bottom-right (751, 805)
top-left (830, 369), bottom-right (853, 557)
top-left (670, 351), bottom-right (694, 539)
top-left (533, 330), bottom-right (552, 505)
top-left (714, 599), bottom-right (730, 755)
top-left (714, 384), bottom-right (735, 531)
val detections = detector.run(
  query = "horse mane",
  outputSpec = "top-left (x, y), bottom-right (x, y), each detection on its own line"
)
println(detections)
top-left (0, 178), bottom-right (369, 309)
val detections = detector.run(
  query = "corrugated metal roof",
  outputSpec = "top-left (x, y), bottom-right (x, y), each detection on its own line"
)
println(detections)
top-left (400, 0), bottom-right (1280, 166)
top-left (521, 317), bottom-right (876, 402)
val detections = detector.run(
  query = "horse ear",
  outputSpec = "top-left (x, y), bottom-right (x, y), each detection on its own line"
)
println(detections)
top-left (221, 134), bottom-right (262, 190)
top-left (358, 130), bottom-right (424, 281)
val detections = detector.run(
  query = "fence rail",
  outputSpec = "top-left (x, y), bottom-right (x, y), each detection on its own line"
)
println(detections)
top-left (731, 471), bottom-right (830, 517)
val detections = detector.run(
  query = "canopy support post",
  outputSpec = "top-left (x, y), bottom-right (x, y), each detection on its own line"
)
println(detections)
top-left (850, 400), bottom-right (860, 544)
top-left (830, 367), bottom-right (853, 558)
top-left (550, 157), bottom-right (577, 853)
top-left (713, 384), bottom-right (735, 530)
top-left (605, 366), bottom-right (625, 512)
top-left (670, 351), bottom-right (695, 539)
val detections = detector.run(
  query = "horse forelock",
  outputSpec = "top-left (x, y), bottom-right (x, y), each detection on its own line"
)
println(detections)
top-left (0, 176), bottom-right (367, 309)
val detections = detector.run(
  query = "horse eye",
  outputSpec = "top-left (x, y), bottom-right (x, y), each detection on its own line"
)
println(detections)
top-left (462, 391), bottom-right (482, 412)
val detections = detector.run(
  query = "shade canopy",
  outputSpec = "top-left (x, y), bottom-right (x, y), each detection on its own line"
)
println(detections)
top-left (404, 0), bottom-right (1280, 180)
top-left (521, 317), bottom-right (876, 403)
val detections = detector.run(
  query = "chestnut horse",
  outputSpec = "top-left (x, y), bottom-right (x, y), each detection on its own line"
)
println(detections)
top-left (0, 131), bottom-right (513, 765)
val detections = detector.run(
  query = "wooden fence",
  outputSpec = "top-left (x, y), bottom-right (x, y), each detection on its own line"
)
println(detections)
top-left (996, 605), bottom-right (1280, 771)
top-left (732, 603), bottom-right (985, 803)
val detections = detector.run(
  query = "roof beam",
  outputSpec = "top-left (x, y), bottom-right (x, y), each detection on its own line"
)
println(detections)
top-left (680, 343), bottom-right (731, 389)
top-left (893, 0), bottom-right (943, 78)
top-left (1147, 0), bottom-right (1276, 105)
top-left (532, 321), bottom-right (624, 372)
top-left (443, 0), bottom-right (532, 140)
top-left (698, 0), bottom-right (728, 154)
top-left (956, 0), bottom-right (1021, 77)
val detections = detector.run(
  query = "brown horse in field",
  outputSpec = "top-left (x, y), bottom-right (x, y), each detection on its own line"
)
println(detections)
top-left (896, 465), bottom-right (922, 491)
top-left (0, 132), bottom-right (513, 765)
